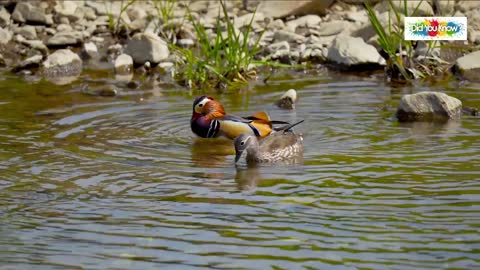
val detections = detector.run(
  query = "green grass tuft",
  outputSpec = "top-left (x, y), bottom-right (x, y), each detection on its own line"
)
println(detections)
top-left (171, 0), bottom-right (285, 89)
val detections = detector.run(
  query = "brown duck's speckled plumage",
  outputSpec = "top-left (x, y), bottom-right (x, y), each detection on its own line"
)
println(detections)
top-left (234, 131), bottom-right (304, 165)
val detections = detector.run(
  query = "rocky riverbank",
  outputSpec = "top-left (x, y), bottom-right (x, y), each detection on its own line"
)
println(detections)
top-left (0, 0), bottom-right (480, 88)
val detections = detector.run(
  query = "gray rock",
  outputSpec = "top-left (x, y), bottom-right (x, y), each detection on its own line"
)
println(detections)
top-left (90, 36), bottom-right (104, 43)
top-left (188, 1), bottom-right (209, 13)
top-left (469, 31), bottom-right (480, 44)
top-left (0, 53), bottom-right (5, 67)
top-left (453, 50), bottom-right (480, 79)
top-left (14, 25), bottom-right (37, 40)
top-left (414, 41), bottom-right (440, 59)
top-left (327, 34), bottom-right (385, 66)
top-left (396, 92), bottom-right (462, 122)
top-left (54, 1), bottom-right (78, 16)
top-left (42, 49), bottom-right (82, 78)
top-left (351, 11), bottom-right (400, 42)
top-left (158, 62), bottom-right (174, 72)
top-left (127, 6), bottom-right (147, 21)
top-left (266, 41), bottom-right (290, 54)
top-left (315, 21), bottom-right (349, 36)
top-left (0, 6), bottom-right (11, 27)
top-left (57, 24), bottom-right (73, 32)
top-left (455, 0), bottom-right (480, 13)
top-left (345, 10), bottom-right (369, 24)
top-left (114, 53), bottom-right (133, 75)
top-left (24, 40), bottom-right (49, 55)
top-left (54, 0), bottom-right (84, 22)
top-left (258, 0), bottom-right (334, 18)
top-left (82, 85), bottom-right (118, 97)
top-left (176, 38), bottom-right (194, 48)
top-left (12, 2), bottom-right (51, 25)
top-left (12, 54), bottom-right (43, 72)
top-left (235, 12), bottom-right (265, 29)
top-left (47, 31), bottom-right (84, 47)
top-left (108, 43), bottom-right (123, 55)
top-left (0, 27), bottom-right (12, 44)
top-left (124, 32), bottom-right (169, 65)
top-left (342, 0), bottom-right (381, 4)
top-left (85, 1), bottom-right (109, 16)
top-left (128, 18), bottom-right (148, 32)
top-left (83, 42), bottom-right (98, 58)
top-left (267, 19), bottom-right (285, 30)
top-left (432, 0), bottom-right (455, 16)
top-left (285, 15), bottom-right (322, 31)
top-left (273, 29), bottom-right (306, 43)
top-left (82, 6), bottom-right (97, 21)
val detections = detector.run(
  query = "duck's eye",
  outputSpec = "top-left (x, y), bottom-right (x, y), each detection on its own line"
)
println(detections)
top-left (198, 104), bottom-right (203, 107)
top-left (240, 141), bottom-right (245, 146)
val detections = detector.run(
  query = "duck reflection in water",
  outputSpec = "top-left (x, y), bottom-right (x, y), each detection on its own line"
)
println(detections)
top-left (190, 138), bottom-right (233, 179)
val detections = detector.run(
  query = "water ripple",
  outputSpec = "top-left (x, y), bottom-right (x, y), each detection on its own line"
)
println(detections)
top-left (1, 74), bottom-right (480, 270)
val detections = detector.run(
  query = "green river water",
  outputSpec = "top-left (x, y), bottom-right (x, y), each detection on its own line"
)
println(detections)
top-left (0, 69), bottom-right (479, 270)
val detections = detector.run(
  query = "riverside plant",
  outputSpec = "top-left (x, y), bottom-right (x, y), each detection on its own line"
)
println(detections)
top-left (364, 0), bottom-right (445, 81)
top-left (152, 0), bottom-right (178, 41)
top-left (172, 0), bottom-right (284, 89)
top-left (106, 0), bottom-right (136, 37)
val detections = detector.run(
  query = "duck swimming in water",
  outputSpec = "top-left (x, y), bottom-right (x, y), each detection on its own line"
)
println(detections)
top-left (234, 120), bottom-right (304, 165)
top-left (190, 95), bottom-right (291, 140)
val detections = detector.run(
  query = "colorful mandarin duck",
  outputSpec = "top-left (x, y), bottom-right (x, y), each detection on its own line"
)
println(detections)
top-left (233, 120), bottom-right (304, 165)
top-left (190, 95), bottom-right (290, 140)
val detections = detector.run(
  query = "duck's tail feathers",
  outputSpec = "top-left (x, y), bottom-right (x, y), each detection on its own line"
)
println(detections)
top-left (274, 119), bottom-right (304, 133)
top-left (245, 111), bottom-right (271, 122)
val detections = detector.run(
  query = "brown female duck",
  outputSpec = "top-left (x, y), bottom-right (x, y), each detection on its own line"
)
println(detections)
top-left (234, 120), bottom-right (304, 165)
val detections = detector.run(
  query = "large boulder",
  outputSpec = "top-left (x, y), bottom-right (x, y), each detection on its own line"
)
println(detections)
top-left (257, 0), bottom-right (334, 18)
top-left (42, 49), bottom-right (82, 78)
top-left (327, 35), bottom-right (385, 67)
top-left (124, 32), bottom-right (169, 65)
top-left (396, 92), bottom-right (462, 122)
top-left (453, 50), bottom-right (480, 80)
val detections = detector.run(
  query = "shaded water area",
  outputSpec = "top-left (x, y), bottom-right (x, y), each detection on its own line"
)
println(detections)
top-left (1, 70), bottom-right (480, 270)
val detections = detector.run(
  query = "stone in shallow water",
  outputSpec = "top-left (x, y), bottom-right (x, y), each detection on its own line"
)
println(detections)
top-left (12, 54), bottom-right (43, 72)
top-left (83, 42), bottom-right (98, 59)
top-left (42, 49), bottom-right (82, 78)
top-left (396, 92), bottom-right (462, 122)
top-left (114, 53), bottom-right (133, 75)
